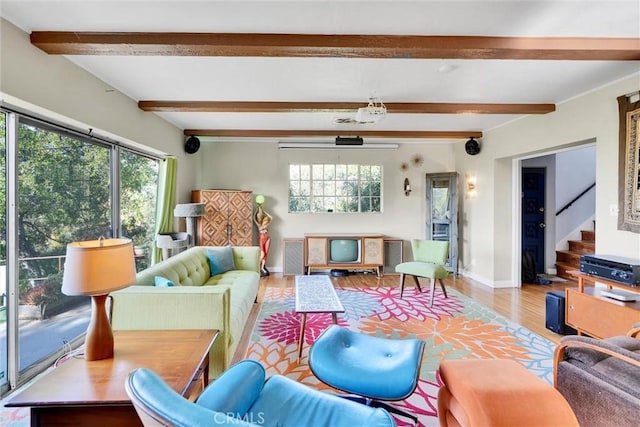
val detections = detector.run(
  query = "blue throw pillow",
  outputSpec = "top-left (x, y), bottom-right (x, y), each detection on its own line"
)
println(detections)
top-left (154, 276), bottom-right (175, 287)
top-left (207, 246), bottom-right (236, 276)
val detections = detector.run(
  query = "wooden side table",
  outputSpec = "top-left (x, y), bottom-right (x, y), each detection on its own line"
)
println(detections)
top-left (6, 329), bottom-right (218, 427)
top-left (566, 270), bottom-right (640, 338)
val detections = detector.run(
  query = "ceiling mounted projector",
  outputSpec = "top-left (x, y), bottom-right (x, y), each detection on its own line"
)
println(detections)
top-left (354, 97), bottom-right (387, 124)
top-left (335, 136), bottom-right (364, 145)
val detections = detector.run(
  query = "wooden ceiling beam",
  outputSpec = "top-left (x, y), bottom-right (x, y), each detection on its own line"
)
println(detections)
top-left (31, 32), bottom-right (640, 60)
top-left (183, 129), bottom-right (482, 139)
top-left (140, 101), bottom-right (555, 114)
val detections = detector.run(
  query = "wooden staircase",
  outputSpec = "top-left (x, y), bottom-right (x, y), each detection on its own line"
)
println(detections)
top-left (555, 229), bottom-right (595, 280)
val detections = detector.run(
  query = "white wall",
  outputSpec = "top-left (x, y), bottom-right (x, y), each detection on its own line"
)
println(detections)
top-left (456, 73), bottom-right (640, 287)
top-left (555, 145), bottom-right (596, 246)
top-left (0, 19), bottom-right (197, 206)
top-left (194, 141), bottom-right (457, 269)
top-left (556, 146), bottom-right (596, 209)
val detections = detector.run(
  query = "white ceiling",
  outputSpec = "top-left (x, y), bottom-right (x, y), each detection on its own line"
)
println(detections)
top-left (2, 0), bottom-right (640, 144)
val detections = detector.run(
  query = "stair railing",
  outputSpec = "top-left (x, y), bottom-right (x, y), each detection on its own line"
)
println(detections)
top-left (556, 182), bottom-right (595, 216)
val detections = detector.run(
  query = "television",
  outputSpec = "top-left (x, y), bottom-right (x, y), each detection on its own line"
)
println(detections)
top-left (329, 239), bottom-right (361, 263)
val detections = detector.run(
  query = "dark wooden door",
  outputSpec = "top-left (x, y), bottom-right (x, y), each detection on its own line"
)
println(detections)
top-left (522, 168), bottom-right (546, 276)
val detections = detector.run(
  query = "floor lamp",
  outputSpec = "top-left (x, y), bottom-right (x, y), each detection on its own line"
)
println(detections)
top-left (62, 238), bottom-right (136, 361)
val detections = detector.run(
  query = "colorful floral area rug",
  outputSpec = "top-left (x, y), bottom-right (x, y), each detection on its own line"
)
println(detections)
top-left (245, 285), bottom-right (555, 427)
top-left (0, 404), bottom-right (28, 427)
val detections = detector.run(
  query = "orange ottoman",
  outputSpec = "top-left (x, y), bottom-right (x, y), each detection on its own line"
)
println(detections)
top-left (437, 359), bottom-right (578, 427)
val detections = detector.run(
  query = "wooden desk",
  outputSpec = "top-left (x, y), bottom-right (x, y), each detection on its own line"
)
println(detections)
top-left (6, 329), bottom-right (218, 427)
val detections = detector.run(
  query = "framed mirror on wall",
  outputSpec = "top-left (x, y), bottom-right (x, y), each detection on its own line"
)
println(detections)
top-left (617, 92), bottom-right (640, 233)
top-left (425, 172), bottom-right (459, 274)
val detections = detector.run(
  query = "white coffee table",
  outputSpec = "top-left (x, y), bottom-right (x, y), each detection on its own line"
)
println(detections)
top-left (295, 275), bottom-right (345, 362)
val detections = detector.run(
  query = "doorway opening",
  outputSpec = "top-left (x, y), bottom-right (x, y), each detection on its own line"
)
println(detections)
top-left (514, 141), bottom-right (596, 286)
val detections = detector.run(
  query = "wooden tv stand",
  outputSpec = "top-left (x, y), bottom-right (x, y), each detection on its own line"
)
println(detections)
top-left (304, 233), bottom-right (384, 277)
top-left (566, 270), bottom-right (640, 338)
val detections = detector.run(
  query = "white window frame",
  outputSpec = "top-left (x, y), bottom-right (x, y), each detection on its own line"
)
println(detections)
top-left (288, 163), bottom-right (382, 213)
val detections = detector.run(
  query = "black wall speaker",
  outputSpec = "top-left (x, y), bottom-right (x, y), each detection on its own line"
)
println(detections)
top-left (184, 136), bottom-right (200, 154)
top-left (465, 137), bottom-right (480, 155)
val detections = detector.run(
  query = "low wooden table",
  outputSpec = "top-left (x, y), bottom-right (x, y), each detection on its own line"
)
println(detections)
top-left (295, 275), bottom-right (344, 362)
top-left (566, 270), bottom-right (640, 338)
top-left (6, 329), bottom-right (218, 427)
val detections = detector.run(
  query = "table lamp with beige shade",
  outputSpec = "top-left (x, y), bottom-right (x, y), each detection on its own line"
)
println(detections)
top-left (62, 237), bottom-right (136, 361)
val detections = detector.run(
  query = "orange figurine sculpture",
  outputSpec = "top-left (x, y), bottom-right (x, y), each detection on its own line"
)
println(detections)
top-left (254, 196), bottom-right (272, 277)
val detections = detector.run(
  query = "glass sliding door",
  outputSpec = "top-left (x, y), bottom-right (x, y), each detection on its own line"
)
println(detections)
top-left (0, 111), bottom-right (7, 391)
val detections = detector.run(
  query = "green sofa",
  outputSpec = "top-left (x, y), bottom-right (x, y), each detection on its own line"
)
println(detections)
top-left (110, 246), bottom-right (260, 378)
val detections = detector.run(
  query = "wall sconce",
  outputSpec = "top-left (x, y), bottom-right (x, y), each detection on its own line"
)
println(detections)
top-left (404, 178), bottom-right (412, 196)
top-left (467, 176), bottom-right (477, 198)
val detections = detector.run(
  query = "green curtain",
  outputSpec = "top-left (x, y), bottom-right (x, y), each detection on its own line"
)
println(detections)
top-left (151, 156), bottom-right (177, 265)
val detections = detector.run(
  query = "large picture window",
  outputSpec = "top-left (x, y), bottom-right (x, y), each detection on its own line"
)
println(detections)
top-left (289, 164), bottom-right (382, 213)
top-left (0, 110), bottom-right (160, 394)
top-left (16, 118), bottom-right (111, 380)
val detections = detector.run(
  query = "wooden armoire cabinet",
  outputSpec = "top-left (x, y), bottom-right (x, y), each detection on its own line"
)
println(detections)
top-left (191, 190), bottom-right (253, 246)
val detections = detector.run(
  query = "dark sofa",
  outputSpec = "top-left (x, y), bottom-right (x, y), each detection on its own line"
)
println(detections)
top-left (553, 331), bottom-right (640, 427)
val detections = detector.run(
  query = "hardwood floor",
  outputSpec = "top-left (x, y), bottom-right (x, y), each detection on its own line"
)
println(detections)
top-left (234, 272), bottom-right (575, 365)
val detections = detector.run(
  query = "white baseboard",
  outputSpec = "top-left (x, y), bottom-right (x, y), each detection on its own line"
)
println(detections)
top-left (458, 269), bottom-right (518, 288)
top-left (492, 280), bottom-right (518, 288)
top-left (266, 266), bottom-right (283, 273)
